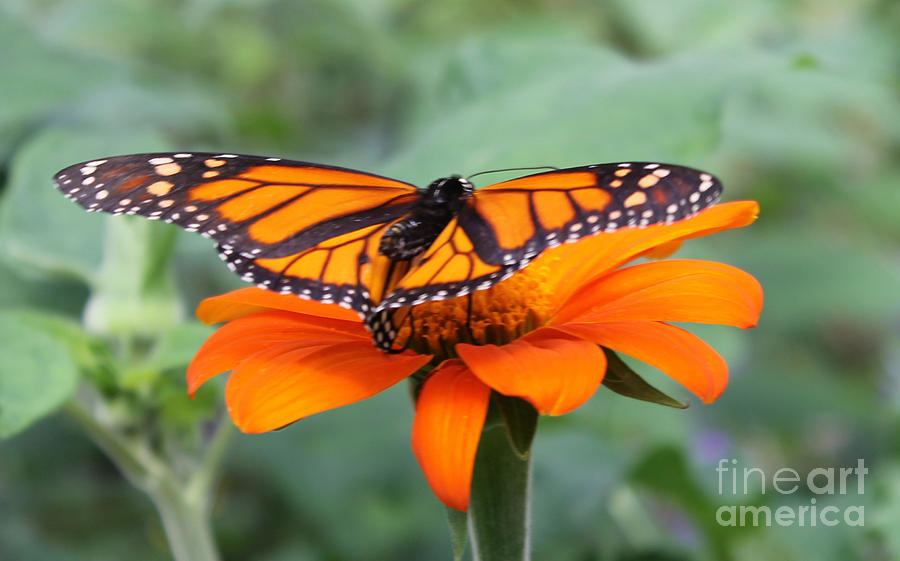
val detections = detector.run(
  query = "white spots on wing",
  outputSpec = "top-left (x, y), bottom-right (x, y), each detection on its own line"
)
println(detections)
top-left (174, 153), bottom-right (192, 158)
top-left (689, 192), bottom-right (701, 203)
top-left (617, 163), bottom-right (631, 167)
top-left (624, 191), bottom-right (647, 207)
top-left (638, 174), bottom-right (660, 188)
top-left (699, 180), bottom-right (714, 192)
top-left (82, 176), bottom-right (95, 186)
top-left (266, 157), bottom-right (281, 161)
top-left (652, 168), bottom-right (670, 178)
top-left (158, 199), bottom-right (175, 208)
top-left (644, 163), bottom-right (660, 169)
top-left (86, 159), bottom-right (107, 167)
top-left (147, 181), bottom-right (174, 196)
top-left (149, 157), bottom-right (174, 165)
top-left (94, 189), bottom-right (109, 200)
top-left (666, 204), bottom-right (678, 214)
top-left (80, 166), bottom-right (97, 175)
top-left (155, 162), bottom-right (181, 176)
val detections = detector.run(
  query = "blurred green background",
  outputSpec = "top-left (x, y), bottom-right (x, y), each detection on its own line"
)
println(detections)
top-left (1, 0), bottom-right (899, 559)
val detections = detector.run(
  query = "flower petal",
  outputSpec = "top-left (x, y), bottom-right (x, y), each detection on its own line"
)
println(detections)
top-left (555, 322), bottom-right (728, 403)
top-left (411, 360), bottom-right (490, 511)
top-left (552, 259), bottom-right (763, 328)
top-left (457, 328), bottom-right (606, 415)
top-left (187, 310), bottom-right (367, 395)
top-left (540, 201), bottom-right (759, 308)
top-left (226, 340), bottom-right (432, 433)
top-left (197, 287), bottom-right (360, 324)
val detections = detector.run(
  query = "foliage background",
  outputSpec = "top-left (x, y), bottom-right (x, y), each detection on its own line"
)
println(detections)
top-left (1, 0), bottom-right (899, 559)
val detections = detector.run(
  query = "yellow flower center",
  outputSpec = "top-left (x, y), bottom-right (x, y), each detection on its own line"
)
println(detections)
top-left (396, 260), bottom-right (557, 358)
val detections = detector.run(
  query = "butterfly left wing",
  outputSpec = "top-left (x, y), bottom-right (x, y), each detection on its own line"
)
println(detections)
top-left (54, 152), bottom-right (424, 320)
top-left (53, 152), bottom-right (420, 260)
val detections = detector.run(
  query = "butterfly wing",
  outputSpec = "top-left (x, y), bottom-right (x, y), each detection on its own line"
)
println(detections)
top-left (378, 162), bottom-right (722, 312)
top-left (54, 153), bottom-right (420, 315)
top-left (459, 162), bottom-right (723, 266)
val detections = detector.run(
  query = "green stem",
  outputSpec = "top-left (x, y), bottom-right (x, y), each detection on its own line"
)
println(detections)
top-left (467, 421), bottom-right (532, 561)
top-left (64, 393), bottom-right (223, 561)
top-left (147, 473), bottom-right (221, 561)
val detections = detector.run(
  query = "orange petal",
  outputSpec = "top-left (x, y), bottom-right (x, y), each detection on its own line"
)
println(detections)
top-left (225, 340), bottom-right (432, 433)
top-left (457, 328), bottom-right (606, 415)
top-left (555, 322), bottom-right (728, 403)
top-left (552, 259), bottom-right (763, 328)
top-left (539, 201), bottom-right (759, 308)
top-left (411, 360), bottom-right (490, 511)
top-left (196, 287), bottom-right (360, 324)
top-left (187, 310), bottom-right (368, 395)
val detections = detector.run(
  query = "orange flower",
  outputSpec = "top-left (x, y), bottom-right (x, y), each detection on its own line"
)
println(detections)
top-left (188, 201), bottom-right (763, 511)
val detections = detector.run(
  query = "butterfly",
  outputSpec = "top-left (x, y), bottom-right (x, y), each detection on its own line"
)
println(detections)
top-left (53, 153), bottom-right (722, 351)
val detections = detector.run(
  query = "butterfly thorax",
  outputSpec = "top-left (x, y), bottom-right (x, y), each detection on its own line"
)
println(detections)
top-left (379, 175), bottom-right (474, 261)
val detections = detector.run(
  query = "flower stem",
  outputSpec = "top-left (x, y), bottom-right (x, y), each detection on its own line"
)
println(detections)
top-left (467, 420), bottom-right (532, 561)
top-left (147, 473), bottom-right (221, 561)
top-left (64, 390), bottom-right (224, 561)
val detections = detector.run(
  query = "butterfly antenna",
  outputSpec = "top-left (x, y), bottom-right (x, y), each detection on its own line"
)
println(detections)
top-left (467, 166), bottom-right (559, 180)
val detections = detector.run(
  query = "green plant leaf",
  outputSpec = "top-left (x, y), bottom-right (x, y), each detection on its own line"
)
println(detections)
top-left (445, 506), bottom-right (468, 561)
top-left (494, 393), bottom-right (539, 457)
top-left (0, 311), bottom-right (80, 438)
top-left (601, 348), bottom-right (689, 409)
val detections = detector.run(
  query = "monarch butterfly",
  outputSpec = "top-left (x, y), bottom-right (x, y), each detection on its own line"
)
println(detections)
top-left (53, 153), bottom-right (722, 351)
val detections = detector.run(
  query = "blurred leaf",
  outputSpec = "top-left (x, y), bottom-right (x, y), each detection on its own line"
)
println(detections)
top-left (83, 217), bottom-right (183, 337)
top-left (445, 507), bottom-right (468, 561)
top-left (602, 348), bottom-right (690, 409)
top-left (143, 322), bottom-right (214, 373)
top-left (0, 311), bottom-right (79, 438)
top-left (0, 127), bottom-right (169, 282)
top-left (494, 393), bottom-right (538, 457)
top-left (386, 41), bottom-right (771, 183)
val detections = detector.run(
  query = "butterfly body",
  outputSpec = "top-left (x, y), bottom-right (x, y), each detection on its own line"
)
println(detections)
top-left (379, 176), bottom-right (474, 261)
top-left (54, 153), bottom-right (723, 351)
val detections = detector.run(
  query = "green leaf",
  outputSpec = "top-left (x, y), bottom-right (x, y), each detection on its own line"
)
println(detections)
top-left (494, 393), bottom-right (539, 458)
top-left (601, 348), bottom-right (688, 409)
top-left (468, 421), bottom-right (531, 561)
top-left (83, 216), bottom-right (183, 337)
top-left (143, 322), bottom-right (214, 373)
top-left (0, 312), bottom-right (79, 437)
top-left (445, 507), bottom-right (468, 561)
top-left (0, 127), bottom-right (170, 282)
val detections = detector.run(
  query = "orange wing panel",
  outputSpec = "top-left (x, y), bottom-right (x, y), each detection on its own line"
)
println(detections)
top-left (481, 171), bottom-right (596, 191)
top-left (532, 190), bottom-right (575, 231)
top-left (238, 165), bottom-right (414, 189)
top-left (468, 192), bottom-right (534, 250)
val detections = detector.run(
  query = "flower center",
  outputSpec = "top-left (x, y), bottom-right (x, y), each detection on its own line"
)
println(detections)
top-left (396, 260), bottom-right (557, 358)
